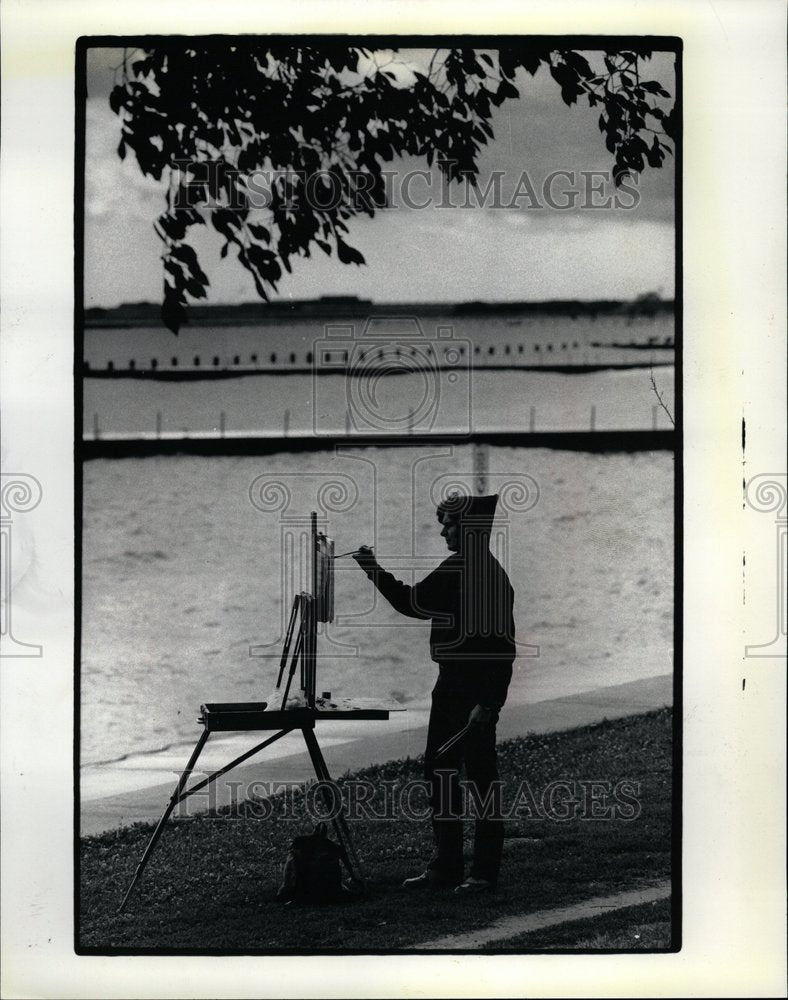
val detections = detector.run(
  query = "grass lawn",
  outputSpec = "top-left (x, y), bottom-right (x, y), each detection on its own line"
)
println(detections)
top-left (79, 707), bottom-right (674, 952)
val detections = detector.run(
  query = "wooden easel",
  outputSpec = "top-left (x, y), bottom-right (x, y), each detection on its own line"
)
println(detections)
top-left (118, 513), bottom-right (392, 912)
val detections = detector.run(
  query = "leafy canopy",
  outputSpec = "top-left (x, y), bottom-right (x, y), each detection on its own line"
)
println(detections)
top-left (109, 43), bottom-right (675, 332)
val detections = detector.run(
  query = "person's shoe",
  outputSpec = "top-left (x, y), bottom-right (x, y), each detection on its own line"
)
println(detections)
top-left (454, 876), bottom-right (495, 894)
top-left (401, 870), bottom-right (459, 890)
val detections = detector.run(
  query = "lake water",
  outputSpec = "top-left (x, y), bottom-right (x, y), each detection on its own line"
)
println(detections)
top-left (80, 444), bottom-right (674, 772)
top-left (83, 314), bottom-right (675, 437)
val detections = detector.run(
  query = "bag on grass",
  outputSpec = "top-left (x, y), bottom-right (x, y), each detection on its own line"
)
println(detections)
top-left (276, 822), bottom-right (345, 904)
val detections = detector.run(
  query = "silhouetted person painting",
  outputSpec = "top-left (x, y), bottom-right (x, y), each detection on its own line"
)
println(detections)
top-left (354, 492), bottom-right (515, 893)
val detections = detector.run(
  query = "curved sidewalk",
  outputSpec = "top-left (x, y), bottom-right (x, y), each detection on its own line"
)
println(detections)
top-left (414, 880), bottom-right (672, 950)
top-left (80, 673), bottom-right (672, 837)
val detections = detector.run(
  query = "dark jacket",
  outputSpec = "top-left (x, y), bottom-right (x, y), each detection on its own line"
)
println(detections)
top-left (362, 547), bottom-right (516, 709)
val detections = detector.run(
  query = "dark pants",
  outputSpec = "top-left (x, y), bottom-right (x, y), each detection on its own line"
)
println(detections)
top-left (423, 669), bottom-right (505, 884)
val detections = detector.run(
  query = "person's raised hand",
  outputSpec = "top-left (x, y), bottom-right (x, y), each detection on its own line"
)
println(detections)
top-left (468, 704), bottom-right (494, 728)
top-left (352, 545), bottom-right (377, 571)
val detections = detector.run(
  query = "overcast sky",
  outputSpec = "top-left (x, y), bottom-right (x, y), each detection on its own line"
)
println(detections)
top-left (84, 45), bottom-right (675, 307)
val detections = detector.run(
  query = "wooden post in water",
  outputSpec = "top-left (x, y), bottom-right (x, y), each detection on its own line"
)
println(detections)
top-left (652, 404), bottom-right (659, 430)
top-left (219, 411), bottom-right (226, 438)
top-left (529, 406), bottom-right (536, 433)
top-left (283, 409), bottom-right (290, 438)
top-left (590, 405), bottom-right (596, 431)
top-left (345, 409), bottom-right (352, 436)
top-left (156, 411), bottom-right (162, 439)
top-left (93, 412), bottom-right (99, 440)
top-left (473, 442), bottom-right (488, 495)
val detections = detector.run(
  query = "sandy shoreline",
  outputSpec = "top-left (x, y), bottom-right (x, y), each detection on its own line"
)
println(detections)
top-left (80, 673), bottom-right (672, 837)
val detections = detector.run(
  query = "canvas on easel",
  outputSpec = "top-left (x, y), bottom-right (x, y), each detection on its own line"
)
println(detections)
top-left (315, 532), bottom-right (334, 624)
top-left (274, 513), bottom-right (334, 710)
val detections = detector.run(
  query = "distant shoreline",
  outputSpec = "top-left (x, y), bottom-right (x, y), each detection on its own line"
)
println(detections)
top-left (85, 295), bottom-right (675, 329)
top-left (83, 359), bottom-right (674, 380)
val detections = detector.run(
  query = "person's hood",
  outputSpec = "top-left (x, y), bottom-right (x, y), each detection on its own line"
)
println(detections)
top-left (437, 493), bottom-right (499, 536)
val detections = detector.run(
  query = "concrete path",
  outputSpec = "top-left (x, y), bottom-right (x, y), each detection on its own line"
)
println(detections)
top-left (414, 880), bottom-right (672, 949)
top-left (80, 673), bottom-right (672, 836)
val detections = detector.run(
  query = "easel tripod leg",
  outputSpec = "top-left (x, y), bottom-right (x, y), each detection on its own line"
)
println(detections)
top-left (301, 727), bottom-right (366, 888)
top-left (117, 729), bottom-right (210, 912)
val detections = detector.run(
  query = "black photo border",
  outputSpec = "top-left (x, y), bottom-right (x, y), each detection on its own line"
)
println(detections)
top-left (73, 31), bottom-right (683, 957)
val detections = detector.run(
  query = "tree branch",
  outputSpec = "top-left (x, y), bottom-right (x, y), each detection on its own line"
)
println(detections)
top-left (650, 365), bottom-right (675, 427)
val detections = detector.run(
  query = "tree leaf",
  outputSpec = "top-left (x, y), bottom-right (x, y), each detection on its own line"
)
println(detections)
top-left (248, 223), bottom-right (271, 242)
top-left (520, 48), bottom-right (543, 76)
top-left (161, 292), bottom-right (187, 334)
top-left (641, 80), bottom-right (671, 97)
top-left (335, 238), bottom-right (365, 266)
top-left (562, 51), bottom-right (593, 79)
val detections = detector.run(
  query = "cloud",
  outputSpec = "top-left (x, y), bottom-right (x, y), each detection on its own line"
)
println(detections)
top-left (82, 45), bottom-right (675, 307)
top-left (85, 100), bottom-right (165, 221)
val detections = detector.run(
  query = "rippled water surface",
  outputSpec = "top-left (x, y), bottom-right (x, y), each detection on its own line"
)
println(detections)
top-left (81, 445), bottom-right (674, 767)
